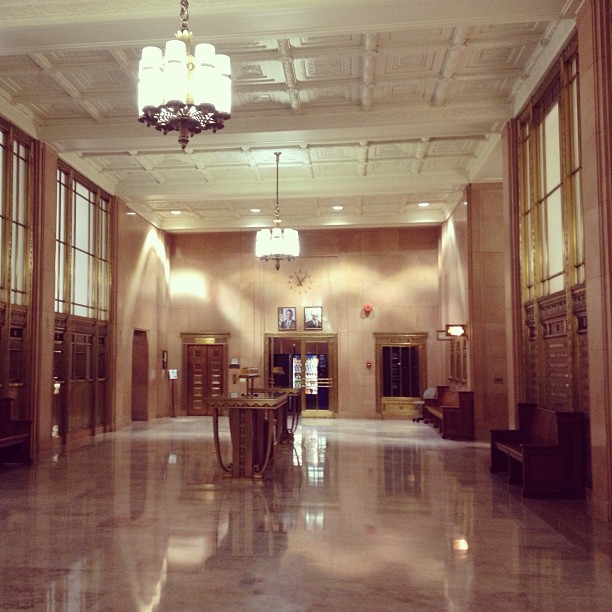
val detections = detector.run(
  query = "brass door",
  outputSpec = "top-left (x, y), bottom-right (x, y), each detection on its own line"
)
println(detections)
top-left (374, 333), bottom-right (428, 419)
top-left (186, 344), bottom-right (226, 416)
top-left (265, 333), bottom-right (337, 417)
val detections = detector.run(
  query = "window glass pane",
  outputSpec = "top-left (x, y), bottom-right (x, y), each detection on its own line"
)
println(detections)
top-left (71, 248), bottom-right (91, 311)
top-left (98, 260), bottom-right (109, 317)
top-left (549, 274), bottom-right (564, 293)
top-left (12, 142), bottom-right (27, 226)
top-left (73, 189), bottom-right (91, 252)
top-left (545, 188), bottom-right (564, 279)
top-left (571, 75), bottom-right (580, 166)
top-left (574, 173), bottom-right (583, 265)
top-left (55, 240), bottom-right (66, 312)
top-left (56, 170), bottom-right (67, 243)
top-left (544, 103), bottom-right (561, 193)
top-left (11, 219), bottom-right (25, 304)
top-left (524, 209), bottom-right (534, 288)
top-left (99, 204), bottom-right (108, 260)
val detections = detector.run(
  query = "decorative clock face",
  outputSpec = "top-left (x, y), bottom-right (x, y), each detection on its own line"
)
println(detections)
top-left (288, 269), bottom-right (312, 294)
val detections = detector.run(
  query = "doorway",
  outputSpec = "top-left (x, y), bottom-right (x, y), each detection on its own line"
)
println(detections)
top-left (131, 330), bottom-right (149, 421)
top-left (185, 343), bottom-right (226, 416)
top-left (264, 333), bottom-right (337, 417)
top-left (375, 333), bottom-right (428, 419)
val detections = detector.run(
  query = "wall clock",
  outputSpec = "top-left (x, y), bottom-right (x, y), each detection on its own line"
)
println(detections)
top-left (288, 269), bottom-right (312, 294)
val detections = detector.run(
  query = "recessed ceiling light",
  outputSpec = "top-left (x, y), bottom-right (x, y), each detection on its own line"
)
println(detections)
top-left (332, 205), bottom-right (344, 211)
top-left (126, 211), bottom-right (136, 216)
top-left (250, 208), bottom-right (261, 213)
top-left (417, 202), bottom-right (430, 208)
top-left (170, 210), bottom-right (182, 215)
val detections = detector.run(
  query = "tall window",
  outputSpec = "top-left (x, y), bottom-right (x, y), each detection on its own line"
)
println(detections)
top-left (56, 165), bottom-right (111, 320)
top-left (516, 37), bottom-right (586, 413)
top-left (0, 123), bottom-right (32, 306)
top-left (518, 41), bottom-right (583, 301)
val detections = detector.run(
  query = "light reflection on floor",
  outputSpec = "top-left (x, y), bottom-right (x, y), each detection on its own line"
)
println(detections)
top-left (0, 416), bottom-right (611, 611)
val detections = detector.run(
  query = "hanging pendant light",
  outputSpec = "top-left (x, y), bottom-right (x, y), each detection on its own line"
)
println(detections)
top-left (255, 152), bottom-right (300, 270)
top-left (137, 0), bottom-right (231, 150)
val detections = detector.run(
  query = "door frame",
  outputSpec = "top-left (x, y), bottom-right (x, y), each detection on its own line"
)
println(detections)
top-left (374, 332), bottom-right (428, 417)
top-left (264, 332), bottom-right (338, 417)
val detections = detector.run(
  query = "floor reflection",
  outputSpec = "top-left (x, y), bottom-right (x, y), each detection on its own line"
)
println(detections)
top-left (0, 417), bottom-right (611, 611)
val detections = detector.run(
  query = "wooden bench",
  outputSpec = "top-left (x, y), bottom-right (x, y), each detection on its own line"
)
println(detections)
top-left (423, 385), bottom-right (474, 440)
top-left (0, 397), bottom-right (31, 465)
top-left (490, 403), bottom-right (585, 498)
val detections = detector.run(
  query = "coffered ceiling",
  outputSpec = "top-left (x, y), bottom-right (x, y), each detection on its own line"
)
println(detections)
top-left (0, 0), bottom-right (579, 233)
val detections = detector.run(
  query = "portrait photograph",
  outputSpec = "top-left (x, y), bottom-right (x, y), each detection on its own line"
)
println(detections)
top-left (278, 306), bottom-right (297, 330)
top-left (304, 306), bottom-right (323, 330)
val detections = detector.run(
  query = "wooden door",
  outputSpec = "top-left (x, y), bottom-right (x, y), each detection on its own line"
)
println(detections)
top-left (186, 344), bottom-right (226, 415)
top-left (131, 330), bottom-right (149, 421)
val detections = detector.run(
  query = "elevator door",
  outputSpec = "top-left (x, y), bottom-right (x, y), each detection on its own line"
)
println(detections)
top-left (375, 333), bottom-right (428, 419)
top-left (186, 344), bottom-right (225, 416)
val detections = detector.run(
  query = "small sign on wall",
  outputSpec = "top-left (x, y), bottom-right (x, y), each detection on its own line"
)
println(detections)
top-left (168, 369), bottom-right (178, 380)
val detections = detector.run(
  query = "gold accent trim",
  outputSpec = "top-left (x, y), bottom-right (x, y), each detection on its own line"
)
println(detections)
top-left (180, 333), bottom-right (230, 345)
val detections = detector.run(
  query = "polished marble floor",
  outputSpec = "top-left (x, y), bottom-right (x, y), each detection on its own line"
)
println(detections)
top-left (1, 417), bottom-right (611, 611)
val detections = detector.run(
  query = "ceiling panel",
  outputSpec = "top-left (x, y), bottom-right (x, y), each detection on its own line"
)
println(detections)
top-left (0, 0), bottom-right (580, 232)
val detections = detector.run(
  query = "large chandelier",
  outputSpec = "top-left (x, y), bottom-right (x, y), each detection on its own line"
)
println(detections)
top-left (137, 0), bottom-right (231, 150)
top-left (255, 152), bottom-right (300, 270)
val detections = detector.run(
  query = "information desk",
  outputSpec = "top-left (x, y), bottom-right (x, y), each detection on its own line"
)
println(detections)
top-left (208, 392), bottom-right (288, 480)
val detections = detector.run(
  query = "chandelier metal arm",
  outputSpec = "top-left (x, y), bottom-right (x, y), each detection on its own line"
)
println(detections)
top-left (274, 151), bottom-right (281, 222)
top-left (255, 151), bottom-right (300, 269)
top-left (180, 0), bottom-right (189, 30)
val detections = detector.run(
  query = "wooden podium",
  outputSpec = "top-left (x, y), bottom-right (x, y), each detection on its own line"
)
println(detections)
top-left (207, 392), bottom-right (288, 480)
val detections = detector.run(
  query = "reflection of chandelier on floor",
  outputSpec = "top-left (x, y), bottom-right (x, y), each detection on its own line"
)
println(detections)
top-left (137, 0), bottom-right (231, 150)
top-left (255, 152), bottom-right (300, 270)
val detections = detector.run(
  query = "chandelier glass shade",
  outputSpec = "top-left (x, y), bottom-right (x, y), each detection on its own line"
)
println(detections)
top-left (137, 0), bottom-right (231, 150)
top-left (255, 152), bottom-right (300, 270)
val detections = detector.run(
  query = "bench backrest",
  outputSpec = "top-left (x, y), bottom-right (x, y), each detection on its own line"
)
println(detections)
top-left (518, 403), bottom-right (558, 445)
top-left (439, 387), bottom-right (457, 406)
top-left (424, 386), bottom-right (474, 410)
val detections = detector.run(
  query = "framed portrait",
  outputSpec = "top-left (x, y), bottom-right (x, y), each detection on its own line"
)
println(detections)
top-left (278, 306), bottom-right (297, 331)
top-left (304, 306), bottom-right (323, 330)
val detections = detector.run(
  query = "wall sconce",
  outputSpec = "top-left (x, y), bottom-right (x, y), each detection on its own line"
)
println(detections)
top-left (445, 324), bottom-right (467, 338)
